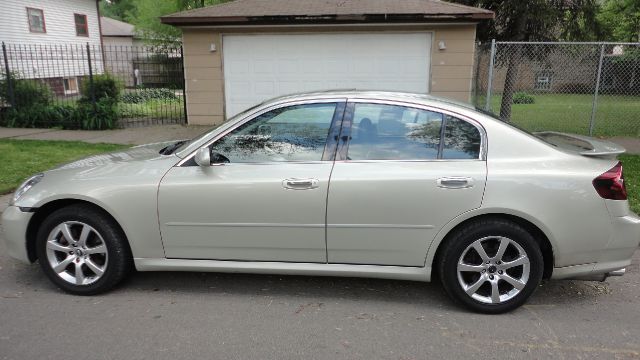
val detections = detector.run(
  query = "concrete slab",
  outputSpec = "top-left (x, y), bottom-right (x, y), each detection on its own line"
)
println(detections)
top-left (0, 128), bottom-right (58, 139)
top-left (607, 137), bottom-right (640, 155)
top-left (0, 125), bottom-right (210, 145)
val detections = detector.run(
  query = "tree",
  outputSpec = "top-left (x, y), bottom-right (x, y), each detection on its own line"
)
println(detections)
top-left (451, 0), bottom-right (601, 120)
top-left (99, 0), bottom-right (136, 22)
top-left (598, 0), bottom-right (640, 42)
top-left (125, 0), bottom-right (230, 46)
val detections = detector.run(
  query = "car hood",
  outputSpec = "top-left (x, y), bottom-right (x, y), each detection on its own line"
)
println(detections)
top-left (52, 141), bottom-right (178, 171)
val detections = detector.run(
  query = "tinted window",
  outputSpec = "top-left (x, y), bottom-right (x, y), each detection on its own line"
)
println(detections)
top-left (442, 116), bottom-right (482, 159)
top-left (211, 103), bottom-right (336, 163)
top-left (347, 103), bottom-right (443, 160)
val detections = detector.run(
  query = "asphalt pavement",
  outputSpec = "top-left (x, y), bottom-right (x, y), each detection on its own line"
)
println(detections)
top-left (1, 196), bottom-right (639, 359)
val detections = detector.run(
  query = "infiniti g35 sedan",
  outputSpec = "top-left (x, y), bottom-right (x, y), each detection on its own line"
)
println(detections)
top-left (3, 91), bottom-right (639, 313)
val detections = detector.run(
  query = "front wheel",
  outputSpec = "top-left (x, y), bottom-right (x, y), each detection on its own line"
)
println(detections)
top-left (438, 219), bottom-right (544, 314)
top-left (36, 204), bottom-right (132, 295)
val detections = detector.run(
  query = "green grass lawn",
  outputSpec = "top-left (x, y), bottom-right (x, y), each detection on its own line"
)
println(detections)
top-left (0, 140), bottom-right (128, 194)
top-left (481, 94), bottom-right (640, 137)
top-left (118, 99), bottom-right (184, 120)
top-left (620, 154), bottom-right (640, 214)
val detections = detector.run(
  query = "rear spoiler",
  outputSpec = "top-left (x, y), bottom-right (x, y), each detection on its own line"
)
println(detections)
top-left (534, 131), bottom-right (626, 158)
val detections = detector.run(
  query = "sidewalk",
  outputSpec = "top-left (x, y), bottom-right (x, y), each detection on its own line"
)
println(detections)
top-left (0, 125), bottom-right (209, 146)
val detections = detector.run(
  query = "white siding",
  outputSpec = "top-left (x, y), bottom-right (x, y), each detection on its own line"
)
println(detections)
top-left (0, 0), bottom-right (103, 78)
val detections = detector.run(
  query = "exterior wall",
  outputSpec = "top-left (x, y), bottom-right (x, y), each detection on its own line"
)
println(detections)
top-left (0, 0), bottom-right (103, 79)
top-left (182, 24), bottom-right (477, 125)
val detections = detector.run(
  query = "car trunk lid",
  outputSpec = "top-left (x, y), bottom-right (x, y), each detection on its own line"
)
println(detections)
top-left (534, 131), bottom-right (625, 159)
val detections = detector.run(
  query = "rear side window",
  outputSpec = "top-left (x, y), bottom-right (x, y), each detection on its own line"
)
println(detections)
top-left (346, 103), bottom-right (481, 160)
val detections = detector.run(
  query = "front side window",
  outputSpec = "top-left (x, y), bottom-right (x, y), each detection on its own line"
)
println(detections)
top-left (27, 8), bottom-right (46, 33)
top-left (74, 14), bottom-right (88, 36)
top-left (346, 103), bottom-right (481, 160)
top-left (210, 103), bottom-right (337, 163)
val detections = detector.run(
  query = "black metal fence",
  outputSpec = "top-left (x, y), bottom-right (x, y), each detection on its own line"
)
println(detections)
top-left (0, 42), bottom-right (186, 129)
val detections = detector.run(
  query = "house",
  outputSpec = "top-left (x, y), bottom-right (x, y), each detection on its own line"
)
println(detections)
top-left (0, 0), bottom-right (103, 96)
top-left (161, 0), bottom-right (493, 126)
top-left (100, 16), bottom-right (144, 87)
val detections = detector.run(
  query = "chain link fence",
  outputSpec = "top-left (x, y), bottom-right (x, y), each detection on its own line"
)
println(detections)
top-left (473, 41), bottom-right (640, 137)
top-left (0, 42), bottom-right (186, 129)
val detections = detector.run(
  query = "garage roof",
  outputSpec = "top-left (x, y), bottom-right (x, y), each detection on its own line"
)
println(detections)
top-left (161, 0), bottom-right (494, 26)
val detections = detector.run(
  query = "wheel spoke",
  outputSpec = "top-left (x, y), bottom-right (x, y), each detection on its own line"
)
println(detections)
top-left (501, 274), bottom-right (526, 290)
top-left (84, 259), bottom-right (104, 276)
top-left (494, 237), bottom-right (509, 261)
top-left (458, 263), bottom-right (485, 272)
top-left (61, 223), bottom-right (75, 244)
top-left (47, 241), bottom-right (70, 253)
top-left (502, 255), bottom-right (529, 270)
top-left (84, 244), bottom-right (106, 255)
top-left (472, 242), bottom-right (490, 262)
top-left (78, 225), bottom-right (91, 247)
top-left (464, 277), bottom-right (486, 295)
top-left (74, 262), bottom-right (85, 285)
top-left (53, 256), bottom-right (74, 273)
top-left (490, 281), bottom-right (501, 303)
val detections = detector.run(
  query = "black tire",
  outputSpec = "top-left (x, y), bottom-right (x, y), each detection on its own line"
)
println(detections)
top-left (437, 218), bottom-right (544, 314)
top-left (36, 204), bottom-right (132, 295)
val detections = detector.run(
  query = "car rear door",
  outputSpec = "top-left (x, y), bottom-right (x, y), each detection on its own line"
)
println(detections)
top-left (326, 100), bottom-right (487, 266)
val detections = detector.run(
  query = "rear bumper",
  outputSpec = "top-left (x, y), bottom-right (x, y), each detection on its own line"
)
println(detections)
top-left (1, 206), bottom-right (33, 264)
top-left (551, 213), bottom-right (640, 280)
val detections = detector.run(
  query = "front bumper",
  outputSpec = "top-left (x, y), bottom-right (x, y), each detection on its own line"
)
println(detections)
top-left (1, 206), bottom-right (34, 263)
top-left (552, 213), bottom-right (640, 280)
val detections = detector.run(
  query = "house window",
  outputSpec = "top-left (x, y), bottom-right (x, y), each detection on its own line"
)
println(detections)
top-left (74, 14), bottom-right (88, 37)
top-left (63, 77), bottom-right (79, 95)
top-left (27, 8), bottom-right (46, 33)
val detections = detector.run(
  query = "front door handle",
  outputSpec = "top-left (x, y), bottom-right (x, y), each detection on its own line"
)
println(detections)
top-left (437, 177), bottom-right (474, 189)
top-left (283, 178), bottom-right (319, 190)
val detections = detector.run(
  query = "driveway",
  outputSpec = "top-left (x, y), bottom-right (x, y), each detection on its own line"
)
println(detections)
top-left (0, 197), bottom-right (639, 359)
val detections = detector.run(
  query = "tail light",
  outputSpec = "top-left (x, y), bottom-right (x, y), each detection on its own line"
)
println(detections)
top-left (593, 161), bottom-right (627, 200)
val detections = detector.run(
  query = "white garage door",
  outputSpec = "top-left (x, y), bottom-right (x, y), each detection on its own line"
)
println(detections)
top-left (223, 33), bottom-right (432, 117)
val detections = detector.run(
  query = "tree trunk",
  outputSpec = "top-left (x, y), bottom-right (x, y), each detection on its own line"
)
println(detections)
top-left (499, 46), bottom-right (523, 121)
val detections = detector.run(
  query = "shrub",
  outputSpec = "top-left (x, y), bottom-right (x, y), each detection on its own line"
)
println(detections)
top-left (120, 88), bottom-right (177, 104)
top-left (512, 92), bottom-right (535, 104)
top-left (1, 104), bottom-right (78, 129)
top-left (0, 74), bottom-right (53, 108)
top-left (76, 98), bottom-right (118, 130)
top-left (80, 74), bottom-right (121, 103)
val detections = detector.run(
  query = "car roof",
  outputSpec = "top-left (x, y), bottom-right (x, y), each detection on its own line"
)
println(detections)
top-left (262, 90), bottom-right (477, 112)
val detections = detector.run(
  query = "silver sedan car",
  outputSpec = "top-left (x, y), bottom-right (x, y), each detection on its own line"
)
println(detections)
top-left (3, 91), bottom-right (639, 313)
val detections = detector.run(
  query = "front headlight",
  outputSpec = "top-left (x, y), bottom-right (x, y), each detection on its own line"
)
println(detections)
top-left (10, 173), bottom-right (44, 206)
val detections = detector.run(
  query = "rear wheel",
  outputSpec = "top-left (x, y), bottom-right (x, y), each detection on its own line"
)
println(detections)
top-left (36, 204), bottom-right (132, 295)
top-left (438, 219), bottom-right (543, 314)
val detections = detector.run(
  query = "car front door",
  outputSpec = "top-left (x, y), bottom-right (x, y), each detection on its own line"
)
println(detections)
top-left (158, 100), bottom-right (345, 262)
top-left (326, 100), bottom-right (487, 267)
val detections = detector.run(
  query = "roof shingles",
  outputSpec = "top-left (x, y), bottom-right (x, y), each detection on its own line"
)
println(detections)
top-left (161, 0), bottom-right (493, 25)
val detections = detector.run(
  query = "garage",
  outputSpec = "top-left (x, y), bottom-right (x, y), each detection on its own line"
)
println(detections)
top-left (161, 0), bottom-right (493, 125)
top-left (222, 33), bottom-right (431, 117)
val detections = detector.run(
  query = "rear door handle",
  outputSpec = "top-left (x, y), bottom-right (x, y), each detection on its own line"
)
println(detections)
top-left (283, 178), bottom-right (319, 190)
top-left (437, 177), bottom-right (474, 189)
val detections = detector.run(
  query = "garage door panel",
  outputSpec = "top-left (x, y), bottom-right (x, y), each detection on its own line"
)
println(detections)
top-left (223, 33), bottom-right (431, 117)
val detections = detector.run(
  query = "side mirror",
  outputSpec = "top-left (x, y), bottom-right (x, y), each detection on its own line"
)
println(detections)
top-left (194, 147), bottom-right (211, 167)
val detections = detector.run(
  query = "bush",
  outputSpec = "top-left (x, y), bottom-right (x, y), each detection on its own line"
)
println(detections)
top-left (1, 104), bottom-right (78, 129)
top-left (80, 74), bottom-right (121, 103)
top-left (0, 75), bottom-right (53, 108)
top-left (512, 92), bottom-right (535, 104)
top-left (76, 98), bottom-right (118, 130)
top-left (120, 88), bottom-right (177, 103)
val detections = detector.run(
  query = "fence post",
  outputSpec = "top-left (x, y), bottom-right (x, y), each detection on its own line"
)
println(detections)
top-left (485, 39), bottom-right (496, 112)
top-left (86, 43), bottom-right (96, 112)
top-left (2, 42), bottom-right (15, 108)
top-left (589, 44), bottom-right (605, 136)
top-left (180, 45), bottom-right (188, 124)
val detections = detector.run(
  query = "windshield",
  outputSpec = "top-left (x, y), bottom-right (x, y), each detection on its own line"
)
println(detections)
top-left (165, 102), bottom-right (266, 154)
